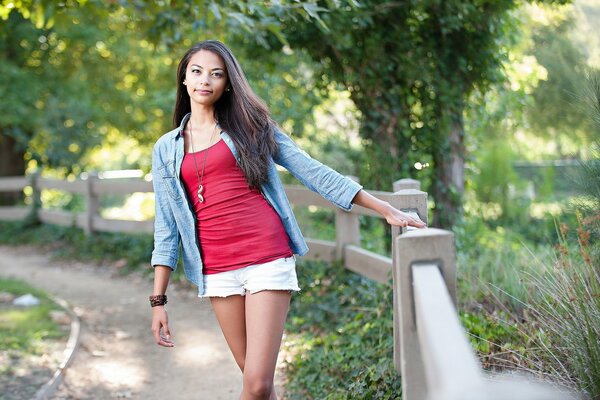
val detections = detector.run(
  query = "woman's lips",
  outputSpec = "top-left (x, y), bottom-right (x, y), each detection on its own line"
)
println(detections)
top-left (195, 89), bottom-right (212, 95)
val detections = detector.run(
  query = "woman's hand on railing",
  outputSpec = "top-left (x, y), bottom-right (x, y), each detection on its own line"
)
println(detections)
top-left (383, 207), bottom-right (426, 228)
top-left (352, 189), bottom-right (426, 228)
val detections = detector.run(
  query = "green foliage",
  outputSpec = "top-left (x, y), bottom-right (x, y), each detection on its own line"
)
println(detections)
top-left (277, 0), bottom-right (570, 227)
top-left (525, 9), bottom-right (598, 156)
top-left (573, 73), bottom-right (600, 214)
top-left (0, 4), bottom-right (176, 176)
top-left (0, 278), bottom-right (66, 356)
top-left (285, 260), bottom-right (401, 399)
top-left (459, 310), bottom-right (528, 369)
top-left (0, 1), bottom-right (328, 180)
top-left (455, 214), bottom-right (546, 309)
top-left (473, 138), bottom-right (523, 217)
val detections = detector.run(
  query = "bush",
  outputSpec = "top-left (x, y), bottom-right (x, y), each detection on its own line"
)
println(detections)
top-left (284, 260), bottom-right (402, 399)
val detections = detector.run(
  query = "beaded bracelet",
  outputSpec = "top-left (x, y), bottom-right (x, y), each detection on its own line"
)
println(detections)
top-left (149, 294), bottom-right (167, 307)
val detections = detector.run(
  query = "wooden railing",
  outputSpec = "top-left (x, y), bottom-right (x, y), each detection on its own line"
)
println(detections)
top-left (0, 173), bottom-right (569, 400)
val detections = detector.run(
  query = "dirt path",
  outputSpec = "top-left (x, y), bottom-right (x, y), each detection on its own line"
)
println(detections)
top-left (0, 245), bottom-right (252, 400)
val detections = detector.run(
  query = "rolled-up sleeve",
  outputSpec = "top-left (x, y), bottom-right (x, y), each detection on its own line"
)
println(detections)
top-left (150, 144), bottom-right (180, 270)
top-left (273, 129), bottom-right (363, 211)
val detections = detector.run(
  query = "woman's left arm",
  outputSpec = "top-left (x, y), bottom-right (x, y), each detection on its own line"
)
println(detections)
top-left (352, 190), bottom-right (426, 228)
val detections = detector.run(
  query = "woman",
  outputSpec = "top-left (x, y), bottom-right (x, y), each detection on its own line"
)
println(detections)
top-left (150, 40), bottom-right (425, 400)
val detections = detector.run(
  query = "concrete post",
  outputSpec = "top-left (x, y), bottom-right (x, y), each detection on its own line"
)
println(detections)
top-left (84, 172), bottom-right (99, 235)
top-left (394, 228), bottom-right (456, 400)
top-left (335, 176), bottom-right (360, 260)
top-left (393, 178), bottom-right (421, 191)
top-left (389, 181), bottom-right (428, 375)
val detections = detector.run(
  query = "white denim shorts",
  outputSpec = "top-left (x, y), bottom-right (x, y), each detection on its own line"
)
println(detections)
top-left (199, 256), bottom-right (301, 298)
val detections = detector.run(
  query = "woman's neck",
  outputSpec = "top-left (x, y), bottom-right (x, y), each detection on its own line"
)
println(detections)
top-left (189, 104), bottom-right (218, 128)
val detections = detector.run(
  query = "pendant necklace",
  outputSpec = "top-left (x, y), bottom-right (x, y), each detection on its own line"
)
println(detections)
top-left (188, 119), bottom-right (218, 203)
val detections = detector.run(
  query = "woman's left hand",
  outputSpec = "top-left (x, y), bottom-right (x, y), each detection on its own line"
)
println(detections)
top-left (352, 189), bottom-right (427, 229)
top-left (383, 207), bottom-right (426, 228)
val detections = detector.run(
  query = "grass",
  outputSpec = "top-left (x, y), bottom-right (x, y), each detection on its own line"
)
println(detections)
top-left (519, 216), bottom-right (600, 397)
top-left (455, 210), bottom-right (599, 398)
top-left (0, 278), bottom-right (67, 367)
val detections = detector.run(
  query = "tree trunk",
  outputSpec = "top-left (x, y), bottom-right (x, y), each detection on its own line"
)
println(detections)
top-left (0, 131), bottom-right (26, 205)
top-left (431, 106), bottom-right (465, 228)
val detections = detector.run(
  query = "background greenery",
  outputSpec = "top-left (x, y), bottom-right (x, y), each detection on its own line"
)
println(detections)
top-left (1, 0), bottom-right (599, 398)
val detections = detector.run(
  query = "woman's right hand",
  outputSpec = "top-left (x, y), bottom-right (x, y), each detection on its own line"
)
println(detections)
top-left (151, 306), bottom-right (175, 347)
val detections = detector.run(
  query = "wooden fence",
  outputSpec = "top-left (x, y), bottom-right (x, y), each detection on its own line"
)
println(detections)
top-left (0, 173), bottom-right (570, 400)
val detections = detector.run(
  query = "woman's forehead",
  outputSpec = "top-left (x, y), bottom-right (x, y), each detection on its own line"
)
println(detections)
top-left (188, 50), bottom-right (226, 70)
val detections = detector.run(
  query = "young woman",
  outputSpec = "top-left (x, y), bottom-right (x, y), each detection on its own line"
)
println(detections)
top-left (149, 40), bottom-right (425, 400)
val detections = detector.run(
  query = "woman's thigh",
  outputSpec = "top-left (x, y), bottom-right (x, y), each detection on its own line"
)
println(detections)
top-left (243, 290), bottom-right (291, 380)
top-left (210, 295), bottom-right (247, 371)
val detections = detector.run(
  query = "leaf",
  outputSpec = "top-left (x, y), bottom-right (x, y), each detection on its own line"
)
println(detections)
top-left (209, 2), bottom-right (221, 20)
top-left (266, 23), bottom-right (289, 47)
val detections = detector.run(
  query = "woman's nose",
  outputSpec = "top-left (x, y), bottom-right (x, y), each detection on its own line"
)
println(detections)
top-left (198, 73), bottom-right (210, 86)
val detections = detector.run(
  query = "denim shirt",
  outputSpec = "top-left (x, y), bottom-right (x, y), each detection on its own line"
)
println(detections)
top-left (151, 113), bottom-right (363, 295)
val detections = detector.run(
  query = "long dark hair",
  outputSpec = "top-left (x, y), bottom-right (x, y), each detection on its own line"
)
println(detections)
top-left (173, 40), bottom-right (277, 189)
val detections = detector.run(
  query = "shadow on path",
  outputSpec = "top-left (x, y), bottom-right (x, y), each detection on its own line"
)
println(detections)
top-left (0, 245), bottom-right (244, 399)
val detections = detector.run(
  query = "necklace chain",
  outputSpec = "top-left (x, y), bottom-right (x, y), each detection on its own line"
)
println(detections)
top-left (188, 119), bottom-right (218, 203)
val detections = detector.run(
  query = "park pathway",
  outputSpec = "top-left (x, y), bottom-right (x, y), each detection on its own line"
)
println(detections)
top-left (0, 245), bottom-right (259, 400)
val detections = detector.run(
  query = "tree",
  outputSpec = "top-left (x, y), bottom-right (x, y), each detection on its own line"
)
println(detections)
top-left (525, 9), bottom-right (597, 158)
top-left (0, 3), bottom-right (174, 181)
top-left (274, 0), bottom-right (576, 227)
top-left (114, 0), bottom-right (570, 226)
top-left (1, 1), bottom-right (572, 226)
top-left (0, 1), bottom-right (324, 188)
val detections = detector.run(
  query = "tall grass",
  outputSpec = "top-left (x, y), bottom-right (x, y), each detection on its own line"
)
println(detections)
top-left (523, 217), bottom-right (600, 397)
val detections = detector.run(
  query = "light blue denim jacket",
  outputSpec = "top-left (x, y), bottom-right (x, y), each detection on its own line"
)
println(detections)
top-left (151, 113), bottom-right (363, 295)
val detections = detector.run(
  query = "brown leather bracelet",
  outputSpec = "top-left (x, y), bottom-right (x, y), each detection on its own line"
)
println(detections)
top-left (149, 294), bottom-right (167, 307)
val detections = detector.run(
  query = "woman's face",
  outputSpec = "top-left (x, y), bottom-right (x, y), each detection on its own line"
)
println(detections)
top-left (183, 50), bottom-right (229, 107)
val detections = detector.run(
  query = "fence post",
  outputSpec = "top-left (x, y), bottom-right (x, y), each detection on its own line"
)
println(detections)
top-left (335, 176), bottom-right (360, 260)
top-left (84, 172), bottom-right (99, 235)
top-left (393, 178), bottom-right (421, 191)
top-left (26, 170), bottom-right (41, 223)
top-left (389, 179), bottom-right (428, 375)
top-left (394, 228), bottom-right (456, 400)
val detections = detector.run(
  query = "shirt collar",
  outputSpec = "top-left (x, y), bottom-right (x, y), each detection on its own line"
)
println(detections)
top-left (172, 112), bottom-right (191, 139)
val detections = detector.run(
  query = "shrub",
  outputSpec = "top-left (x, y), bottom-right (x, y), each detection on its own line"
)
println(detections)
top-left (284, 260), bottom-right (402, 399)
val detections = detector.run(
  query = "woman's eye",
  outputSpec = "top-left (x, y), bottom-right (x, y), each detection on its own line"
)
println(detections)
top-left (212, 72), bottom-right (223, 78)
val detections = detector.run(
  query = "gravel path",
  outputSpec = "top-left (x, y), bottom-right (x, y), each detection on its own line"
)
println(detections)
top-left (0, 245), bottom-right (259, 400)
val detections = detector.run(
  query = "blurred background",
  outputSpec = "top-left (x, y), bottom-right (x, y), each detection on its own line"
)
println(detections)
top-left (1, 0), bottom-right (599, 398)
top-left (1, 0), bottom-right (599, 227)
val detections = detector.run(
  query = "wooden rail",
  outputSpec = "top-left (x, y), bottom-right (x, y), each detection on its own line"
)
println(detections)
top-left (0, 173), bottom-right (568, 399)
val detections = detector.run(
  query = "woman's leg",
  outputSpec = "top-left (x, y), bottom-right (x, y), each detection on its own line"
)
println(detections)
top-left (210, 295), bottom-right (247, 372)
top-left (242, 290), bottom-right (291, 400)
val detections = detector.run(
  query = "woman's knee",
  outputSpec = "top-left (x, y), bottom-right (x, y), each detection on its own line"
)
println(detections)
top-left (244, 374), bottom-right (273, 398)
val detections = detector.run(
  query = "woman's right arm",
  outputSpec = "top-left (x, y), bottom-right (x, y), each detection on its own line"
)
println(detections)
top-left (150, 142), bottom-right (179, 348)
top-left (151, 265), bottom-right (174, 347)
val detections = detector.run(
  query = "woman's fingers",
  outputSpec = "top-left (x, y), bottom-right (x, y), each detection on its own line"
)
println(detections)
top-left (388, 211), bottom-right (426, 228)
top-left (409, 216), bottom-right (426, 228)
top-left (159, 323), bottom-right (174, 347)
top-left (151, 308), bottom-right (175, 347)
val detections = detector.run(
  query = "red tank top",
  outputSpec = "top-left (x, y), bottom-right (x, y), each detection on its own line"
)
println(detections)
top-left (180, 138), bottom-right (292, 274)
